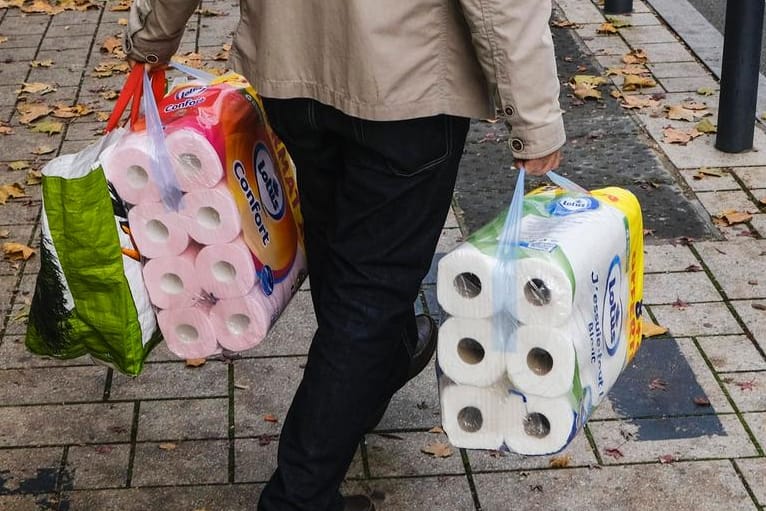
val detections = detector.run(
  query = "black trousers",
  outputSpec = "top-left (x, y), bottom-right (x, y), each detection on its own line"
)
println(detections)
top-left (258, 98), bottom-right (470, 511)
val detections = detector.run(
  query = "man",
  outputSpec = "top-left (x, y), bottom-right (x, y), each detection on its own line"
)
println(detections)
top-left (125, 1), bottom-right (565, 510)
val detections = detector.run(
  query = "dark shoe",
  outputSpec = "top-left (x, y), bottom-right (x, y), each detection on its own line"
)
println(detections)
top-left (366, 314), bottom-right (438, 431)
top-left (344, 494), bottom-right (375, 511)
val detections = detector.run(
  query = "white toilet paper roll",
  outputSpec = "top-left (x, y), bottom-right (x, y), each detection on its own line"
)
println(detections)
top-left (441, 384), bottom-right (507, 450)
top-left (505, 324), bottom-right (576, 398)
top-left (158, 305), bottom-right (220, 359)
top-left (128, 201), bottom-right (190, 258)
top-left (437, 317), bottom-right (506, 387)
top-left (142, 245), bottom-right (202, 309)
top-left (179, 183), bottom-right (242, 245)
top-left (166, 129), bottom-right (224, 191)
top-left (503, 393), bottom-right (578, 456)
top-left (195, 237), bottom-right (257, 299)
top-left (210, 288), bottom-right (275, 352)
top-left (437, 243), bottom-right (496, 318)
top-left (512, 257), bottom-right (574, 326)
top-left (101, 132), bottom-right (162, 205)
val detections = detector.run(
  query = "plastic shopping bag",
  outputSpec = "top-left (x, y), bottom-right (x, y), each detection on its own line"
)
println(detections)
top-left (436, 171), bottom-right (644, 455)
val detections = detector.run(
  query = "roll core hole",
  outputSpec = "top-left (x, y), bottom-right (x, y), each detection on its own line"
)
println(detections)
top-left (126, 165), bottom-right (149, 189)
top-left (178, 153), bottom-right (202, 177)
top-left (457, 337), bottom-right (485, 365)
top-left (160, 273), bottom-right (184, 295)
top-left (454, 272), bottom-right (482, 298)
top-left (527, 347), bottom-right (554, 376)
top-left (176, 324), bottom-right (199, 343)
top-left (197, 206), bottom-right (221, 230)
top-left (524, 412), bottom-right (551, 438)
top-left (212, 261), bottom-right (237, 283)
top-left (457, 406), bottom-right (483, 433)
top-left (524, 278), bottom-right (552, 306)
top-left (146, 219), bottom-right (170, 243)
top-left (226, 314), bottom-right (251, 335)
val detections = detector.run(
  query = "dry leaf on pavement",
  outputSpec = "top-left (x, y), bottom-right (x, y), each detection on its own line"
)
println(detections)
top-left (26, 170), bottom-right (42, 185)
top-left (622, 75), bottom-right (657, 91)
top-left (213, 43), bottom-right (231, 61)
top-left (662, 126), bottom-right (702, 145)
top-left (597, 22), bottom-right (618, 34)
top-left (174, 52), bottom-right (204, 68)
top-left (196, 7), bottom-right (225, 16)
top-left (17, 82), bottom-right (57, 95)
top-left (549, 454), bottom-right (571, 468)
top-left (0, 229), bottom-right (10, 239)
top-left (421, 441), bottom-right (453, 458)
top-left (30, 120), bottom-right (64, 135)
top-left (17, 102), bottom-right (53, 125)
top-left (695, 118), bottom-right (717, 134)
top-left (719, 210), bottom-right (753, 226)
top-left (606, 16), bottom-right (632, 28)
top-left (658, 454), bottom-right (675, 464)
top-left (693, 167), bottom-right (725, 179)
top-left (2, 242), bottom-right (35, 261)
top-left (0, 36), bottom-right (7, 44)
top-left (185, 358), bottom-right (206, 367)
top-left (29, 59), bottom-right (53, 68)
top-left (606, 64), bottom-right (647, 76)
top-left (0, 183), bottom-right (26, 203)
top-left (9, 161), bottom-right (30, 171)
top-left (572, 83), bottom-right (602, 100)
top-left (263, 414), bottom-right (279, 423)
top-left (697, 87), bottom-right (715, 96)
top-left (551, 19), bottom-right (578, 29)
top-left (0, 122), bottom-right (12, 135)
top-left (666, 104), bottom-right (705, 122)
top-left (428, 426), bottom-right (445, 434)
top-left (641, 318), bottom-right (668, 338)
top-left (158, 442), bottom-right (177, 451)
top-left (623, 49), bottom-right (648, 65)
top-left (31, 145), bottom-right (56, 155)
top-left (620, 95), bottom-right (661, 110)
top-left (52, 103), bottom-right (93, 118)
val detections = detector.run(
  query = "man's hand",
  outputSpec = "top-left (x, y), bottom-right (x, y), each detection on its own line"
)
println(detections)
top-left (515, 150), bottom-right (562, 177)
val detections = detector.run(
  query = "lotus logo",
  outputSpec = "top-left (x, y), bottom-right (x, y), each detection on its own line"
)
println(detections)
top-left (602, 255), bottom-right (624, 356)
top-left (548, 196), bottom-right (599, 216)
top-left (253, 143), bottom-right (285, 220)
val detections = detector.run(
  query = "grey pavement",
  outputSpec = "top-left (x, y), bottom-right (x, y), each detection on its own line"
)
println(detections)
top-left (1, 0), bottom-right (765, 510)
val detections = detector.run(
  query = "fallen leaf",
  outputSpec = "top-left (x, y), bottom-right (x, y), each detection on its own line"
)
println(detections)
top-left (256, 434), bottom-right (279, 446)
top-left (174, 52), bottom-right (204, 68)
top-left (117, 17), bottom-right (128, 25)
top-left (158, 442), bottom-right (177, 451)
top-left (597, 22), bottom-right (618, 34)
top-left (0, 36), bottom-right (7, 44)
top-left (549, 454), bottom-right (571, 468)
top-left (752, 303), bottom-right (766, 311)
top-left (623, 49), bottom-right (648, 65)
top-left (658, 454), bottom-right (675, 464)
top-left (17, 82), bottom-right (57, 95)
top-left (719, 210), bottom-right (753, 226)
top-left (736, 379), bottom-right (756, 391)
top-left (195, 7), bottom-right (225, 16)
top-left (666, 104), bottom-right (703, 122)
top-left (263, 414), bottom-right (279, 423)
top-left (421, 441), bottom-right (453, 458)
top-left (94, 445), bottom-right (113, 454)
top-left (101, 35), bottom-right (123, 55)
top-left (620, 94), bottom-right (660, 110)
top-left (185, 358), bottom-right (206, 367)
top-left (29, 59), bottom-right (53, 68)
top-left (684, 264), bottom-right (703, 272)
top-left (31, 145), bottom-right (55, 155)
top-left (695, 118), bottom-right (717, 134)
top-left (604, 447), bottom-right (624, 459)
top-left (428, 426), bottom-right (445, 434)
top-left (649, 378), bottom-right (668, 391)
top-left (697, 87), bottom-right (716, 96)
top-left (0, 183), bottom-right (26, 204)
top-left (662, 126), bottom-right (702, 145)
top-left (26, 169), bottom-right (42, 185)
top-left (622, 75), bottom-right (657, 91)
top-left (233, 383), bottom-right (249, 390)
top-left (95, 112), bottom-right (110, 122)
top-left (21, 0), bottom-right (65, 14)
top-left (551, 19), bottom-right (578, 29)
top-left (572, 74), bottom-right (607, 87)
top-left (610, 89), bottom-right (623, 99)
top-left (99, 90), bottom-right (119, 100)
top-left (213, 43), bottom-right (231, 61)
top-left (693, 396), bottom-right (711, 407)
top-left (109, 0), bottom-right (132, 11)
top-left (748, 280), bottom-right (759, 286)
top-left (606, 16), bottom-right (632, 28)
top-left (52, 103), bottom-right (93, 118)
top-left (0, 122), bottom-right (12, 135)
top-left (643, 228), bottom-right (655, 236)
top-left (672, 298), bottom-right (689, 310)
top-left (0, 230), bottom-right (10, 239)
top-left (92, 59), bottom-right (129, 77)
top-left (694, 167), bottom-right (725, 179)
top-left (30, 119), bottom-right (64, 135)
top-left (17, 102), bottom-right (53, 124)
top-left (641, 318), bottom-right (668, 338)
top-left (2, 242), bottom-right (35, 261)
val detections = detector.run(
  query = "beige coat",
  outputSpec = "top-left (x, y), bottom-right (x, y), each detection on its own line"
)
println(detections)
top-left (126, 0), bottom-right (565, 159)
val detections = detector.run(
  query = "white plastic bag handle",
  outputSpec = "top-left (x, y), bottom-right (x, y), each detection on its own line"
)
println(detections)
top-left (170, 61), bottom-right (216, 84)
top-left (142, 70), bottom-right (183, 211)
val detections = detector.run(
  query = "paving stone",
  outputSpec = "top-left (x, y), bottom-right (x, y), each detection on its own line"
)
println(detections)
top-left (637, 41), bottom-right (694, 63)
top-left (643, 243), bottom-right (699, 273)
top-left (642, 271), bottom-right (721, 304)
top-left (743, 412), bottom-right (766, 451)
top-left (751, 214), bottom-right (766, 239)
top-left (0, 34), bottom-right (42, 49)
top-left (64, 120), bottom-right (103, 142)
top-left (0, 494), bottom-right (59, 510)
top-left (39, 35), bottom-right (94, 52)
top-left (678, 168), bottom-right (741, 192)
top-left (733, 167), bottom-right (766, 191)
top-left (109, 360), bottom-right (228, 400)
top-left (650, 301), bottom-right (742, 337)
top-left (647, 61), bottom-right (709, 78)
top-left (0, 128), bottom-right (63, 161)
top-left (234, 356), bottom-right (305, 436)
top-left (137, 398), bottom-right (229, 441)
top-left (0, 15), bottom-right (49, 35)
top-left (376, 360), bottom-right (442, 431)
top-left (0, 64), bottom-right (32, 86)
top-left (0, 274), bottom-right (16, 313)
top-left (251, 290), bottom-right (314, 357)
top-left (0, 365), bottom-right (107, 405)
top-left (63, 484), bottom-right (263, 511)
top-left (0, 199), bottom-right (42, 225)
top-left (0, 46), bottom-right (39, 66)
top-left (557, 0), bottom-right (606, 20)
top-left (695, 240), bottom-right (766, 299)
top-left (658, 75), bottom-right (719, 93)
top-left (60, 139), bottom-right (93, 155)
top-left (0, 225), bottom-right (34, 276)
top-left (473, 461), bottom-right (757, 511)
top-left (46, 9), bottom-right (101, 25)
top-left (0, 402), bottom-right (133, 447)
top-left (619, 25), bottom-right (680, 45)
top-left (45, 23), bottom-right (99, 38)
top-left (736, 457), bottom-right (766, 506)
top-left (697, 335), bottom-right (766, 372)
top-left (0, 447), bottom-right (63, 494)
top-left (610, 12), bottom-right (660, 26)
top-left (235, 439), bottom-right (363, 483)
top-left (575, 29), bottom-right (632, 56)
top-left (444, 208), bottom-right (459, 229)
top-left (591, 336), bottom-right (733, 420)
top-left (697, 190), bottom-right (761, 217)
top-left (4, 302), bottom-right (31, 335)
top-left (467, 430), bottom-right (596, 472)
top-left (65, 444), bottom-right (130, 489)
top-left (731, 300), bottom-right (766, 353)
top-left (588, 414), bottom-right (757, 463)
top-left (131, 439), bottom-right (229, 486)
top-left (343, 475), bottom-right (475, 511)
top-left (0, 336), bottom-right (88, 370)
top-left (365, 431), bottom-right (464, 477)
top-left (721, 372), bottom-right (766, 412)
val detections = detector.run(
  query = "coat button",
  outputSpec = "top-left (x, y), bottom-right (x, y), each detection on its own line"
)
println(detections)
top-left (504, 106), bottom-right (515, 116)
top-left (146, 53), bottom-right (159, 63)
top-left (510, 138), bottom-right (524, 152)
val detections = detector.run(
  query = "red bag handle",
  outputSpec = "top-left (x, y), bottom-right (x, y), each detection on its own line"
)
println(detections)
top-left (104, 66), bottom-right (167, 133)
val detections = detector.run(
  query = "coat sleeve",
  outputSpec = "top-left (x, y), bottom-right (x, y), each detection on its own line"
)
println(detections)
top-left (124, 0), bottom-right (201, 64)
top-left (457, 0), bottom-right (566, 159)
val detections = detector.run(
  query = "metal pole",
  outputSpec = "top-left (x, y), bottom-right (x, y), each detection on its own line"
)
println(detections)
top-left (716, 0), bottom-right (765, 153)
top-left (604, 0), bottom-right (633, 15)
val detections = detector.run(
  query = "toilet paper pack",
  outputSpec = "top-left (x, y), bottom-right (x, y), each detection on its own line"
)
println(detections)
top-left (437, 185), bottom-right (644, 455)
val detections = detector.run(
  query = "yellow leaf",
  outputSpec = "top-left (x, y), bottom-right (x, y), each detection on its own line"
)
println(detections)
top-left (681, 100), bottom-right (708, 111)
top-left (52, 104), bottom-right (93, 119)
top-left (666, 105), bottom-right (699, 122)
top-left (572, 83), bottom-right (602, 100)
top-left (185, 358), bottom-right (206, 367)
top-left (697, 87), bottom-right (715, 96)
top-left (549, 454), bottom-right (572, 468)
top-left (8, 161), bottom-right (30, 171)
top-left (623, 49), bottom-right (649, 65)
top-left (101, 35), bottom-right (123, 55)
top-left (26, 170), bottom-right (42, 185)
top-left (695, 118), bottom-right (717, 134)
top-left (597, 22), bottom-right (618, 34)
top-left (29, 59), bottom-right (54, 68)
top-left (551, 19), bottom-right (578, 29)
top-left (30, 119), bottom-right (64, 135)
top-left (0, 36), bottom-right (7, 44)
top-left (174, 52), bottom-right (204, 68)
top-left (0, 122), bottom-right (12, 135)
top-left (2, 242), bottom-right (35, 261)
top-left (17, 102), bottom-right (53, 125)
top-left (17, 82), bottom-right (57, 95)
top-left (693, 167), bottom-right (725, 180)
top-left (421, 441), bottom-right (453, 458)
top-left (213, 43), bottom-right (231, 61)
top-left (641, 318), bottom-right (668, 338)
top-left (720, 210), bottom-right (753, 225)
top-left (158, 442), bottom-right (177, 451)
top-left (31, 145), bottom-right (56, 155)
top-left (428, 426), bottom-right (445, 434)
top-left (96, 112), bottom-right (110, 122)
top-left (100, 90), bottom-right (120, 100)
top-left (0, 229), bottom-right (9, 239)
top-left (0, 183), bottom-right (26, 204)
top-left (117, 17), bottom-right (128, 26)
top-left (109, 0), bottom-right (132, 10)
top-left (622, 75), bottom-right (657, 91)
top-left (606, 16), bottom-right (632, 28)
top-left (21, 0), bottom-right (64, 14)
top-left (572, 75), bottom-right (607, 87)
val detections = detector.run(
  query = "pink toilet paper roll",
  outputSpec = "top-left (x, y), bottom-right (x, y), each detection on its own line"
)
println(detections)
top-left (195, 237), bottom-right (257, 299)
top-left (210, 288), bottom-right (276, 352)
top-left (179, 183), bottom-right (242, 245)
top-left (158, 305), bottom-right (220, 359)
top-left (101, 132), bottom-right (162, 205)
top-left (166, 129), bottom-right (224, 191)
top-left (142, 245), bottom-right (202, 309)
top-left (128, 201), bottom-right (190, 258)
